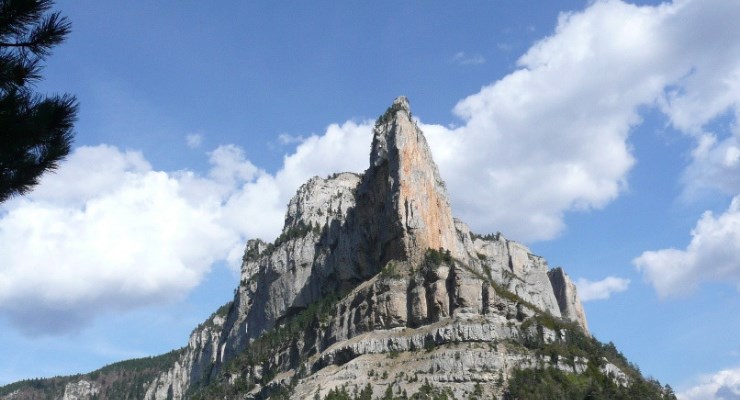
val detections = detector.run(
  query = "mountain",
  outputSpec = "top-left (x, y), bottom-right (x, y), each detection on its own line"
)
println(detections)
top-left (0, 97), bottom-right (675, 400)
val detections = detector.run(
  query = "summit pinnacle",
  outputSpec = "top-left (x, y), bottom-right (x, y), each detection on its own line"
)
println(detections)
top-left (365, 96), bottom-right (461, 264)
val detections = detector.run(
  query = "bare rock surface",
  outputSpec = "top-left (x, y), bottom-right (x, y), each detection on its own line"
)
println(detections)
top-left (141, 97), bottom-right (599, 399)
top-left (549, 267), bottom-right (590, 334)
top-left (61, 381), bottom-right (99, 400)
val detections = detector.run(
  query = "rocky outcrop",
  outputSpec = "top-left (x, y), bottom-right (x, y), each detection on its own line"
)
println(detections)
top-left (548, 267), bottom-right (589, 334)
top-left (291, 315), bottom-right (588, 400)
top-left (141, 97), bottom-right (597, 399)
top-left (62, 380), bottom-right (99, 400)
top-left (471, 233), bottom-right (563, 317)
top-left (365, 96), bottom-right (461, 264)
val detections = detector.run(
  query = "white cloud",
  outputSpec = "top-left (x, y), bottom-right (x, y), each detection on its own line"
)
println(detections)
top-left (422, 0), bottom-right (672, 240)
top-left (0, 121), bottom-right (372, 335)
top-left (725, 146), bottom-right (740, 168)
top-left (634, 196), bottom-right (740, 298)
top-left (451, 51), bottom-right (486, 65)
top-left (679, 367), bottom-right (740, 400)
top-left (657, 0), bottom-right (740, 136)
top-left (682, 134), bottom-right (740, 197)
top-left (0, 146), bottom-right (243, 335)
top-left (423, 0), bottom-right (740, 243)
top-left (207, 145), bottom-right (259, 188)
top-left (575, 276), bottom-right (630, 302)
top-left (654, 0), bottom-right (740, 199)
top-left (585, 0), bottom-right (740, 298)
top-left (186, 133), bottom-right (203, 149)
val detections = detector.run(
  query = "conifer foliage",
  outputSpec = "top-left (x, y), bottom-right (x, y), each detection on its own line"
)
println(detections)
top-left (0, 0), bottom-right (76, 203)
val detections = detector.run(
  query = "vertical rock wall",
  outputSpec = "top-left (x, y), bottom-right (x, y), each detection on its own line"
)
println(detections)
top-left (365, 96), bottom-right (462, 264)
top-left (548, 267), bottom-right (590, 334)
top-left (142, 96), bottom-right (592, 399)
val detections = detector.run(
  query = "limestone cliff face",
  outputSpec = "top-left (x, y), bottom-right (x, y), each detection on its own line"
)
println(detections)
top-left (141, 97), bottom-right (596, 399)
top-left (365, 96), bottom-right (461, 264)
top-left (144, 312), bottom-right (227, 399)
top-left (548, 267), bottom-right (589, 334)
top-left (62, 380), bottom-right (99, 400)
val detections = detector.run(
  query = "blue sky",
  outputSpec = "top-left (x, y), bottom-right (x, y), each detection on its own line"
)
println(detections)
top-left (1, 1), bottom-right (740, 398)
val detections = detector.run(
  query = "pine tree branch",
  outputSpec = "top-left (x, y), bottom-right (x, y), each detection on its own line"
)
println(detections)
top-left (0, 40), bottom-right (36, 47)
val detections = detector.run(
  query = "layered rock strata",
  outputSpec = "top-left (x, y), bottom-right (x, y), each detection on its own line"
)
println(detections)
top-left (142, 97), bottom-right (593, 399)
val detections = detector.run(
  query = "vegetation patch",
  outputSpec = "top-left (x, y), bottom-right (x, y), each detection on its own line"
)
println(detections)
top-left (512, 314), bottom-right (676, 399)
top-left (380, 260), bottom-right (402, 280)
top-left (262, 221), bottom-right (320, 257)
top-left (424, 248), bottom-right (452, 267)
top-left (189, 293), bottom-right (344, 398)
top-left (319, 380), bottom-right (456, 400)
top-left (0, 349), bottom-right (184, 399)
top-left (505, 366), bottom-right (676, 400)
top-left (470, 232), bottom-right (501, 241)
top-left (196, 301), bottom-right (233, 331)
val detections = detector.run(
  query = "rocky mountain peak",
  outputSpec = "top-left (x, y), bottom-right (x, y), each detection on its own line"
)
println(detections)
top-left (3, 97), bottom-right (677, 400)
top-left (394, 95), bottom-right (410, 111)
top-left (363, 96), bottom-right (460, 265)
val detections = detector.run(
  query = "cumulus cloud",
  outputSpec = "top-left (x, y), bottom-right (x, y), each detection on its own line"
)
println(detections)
top-left (0, 146), bottom-right (244, 334)
top-left (423, 0), bottom-right (740, 244)
top-left (0, 120), bottom-right (372, 335)
top-left (605, 0), bottom-right (740, 297)
top-left (634, 196), bottom-right (740, 298)
top-left (657, 0), bottom-right (740, 136)
top-left (575, 276), bottom-right (630, 302)
top-left (422, 0), bottom-right (671, 240)
top-left (656, 0), bottom-right (740, 199)
top-left (679, 368), bottom-right (740, 400)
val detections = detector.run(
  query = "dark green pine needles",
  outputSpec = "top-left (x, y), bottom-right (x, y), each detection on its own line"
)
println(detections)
top-left (0, 0), bottom-right (78, 203)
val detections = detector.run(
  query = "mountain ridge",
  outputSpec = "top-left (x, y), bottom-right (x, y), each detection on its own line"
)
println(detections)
top-left (0, 97), bottom-right (674, 400)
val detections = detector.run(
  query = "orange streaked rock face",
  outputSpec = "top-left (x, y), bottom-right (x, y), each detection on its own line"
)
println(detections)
top-left (368, 96), bottom-right (461, 264)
